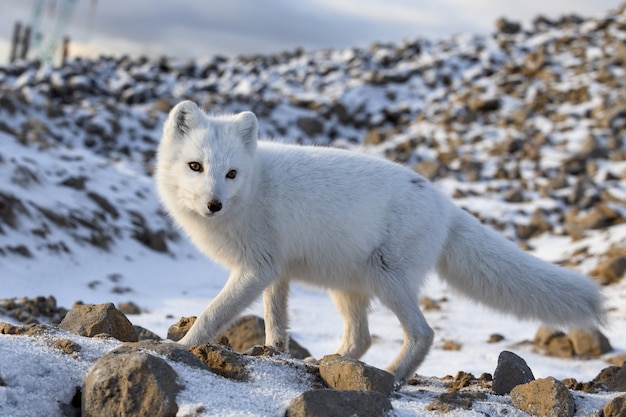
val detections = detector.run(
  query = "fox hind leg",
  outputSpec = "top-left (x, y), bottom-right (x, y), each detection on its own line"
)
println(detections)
top-left (329, 289), bottom-right (372, 359)
top-left (377, 281), bottom-right (434, 383)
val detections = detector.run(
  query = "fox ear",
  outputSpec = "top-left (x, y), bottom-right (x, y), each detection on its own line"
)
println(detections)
top-left (164, 100), bottom-right (205, 139)
top-left (234, 111), bottom-right (258, 152)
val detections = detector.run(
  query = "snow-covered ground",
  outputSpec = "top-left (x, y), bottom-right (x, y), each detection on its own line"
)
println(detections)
top-left (2, 4), bottom-right (626, 416)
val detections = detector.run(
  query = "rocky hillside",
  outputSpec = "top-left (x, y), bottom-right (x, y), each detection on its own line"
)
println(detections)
top-left (1, 4), bottom-right (625, 272)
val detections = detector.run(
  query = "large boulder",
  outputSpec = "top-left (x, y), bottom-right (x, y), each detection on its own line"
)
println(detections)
top-left (83, 348), bottom-right (180, 417)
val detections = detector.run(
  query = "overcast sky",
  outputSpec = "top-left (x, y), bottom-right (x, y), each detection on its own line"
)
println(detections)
top-left (0, 0), bottom-right (621, 64)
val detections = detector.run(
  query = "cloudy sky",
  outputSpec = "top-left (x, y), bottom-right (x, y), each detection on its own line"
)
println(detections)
top-left (0, 0), bottom-right (621, 64)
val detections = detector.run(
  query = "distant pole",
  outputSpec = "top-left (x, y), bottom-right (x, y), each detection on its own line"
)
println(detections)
top-left (61, 36), bottom-right (70, 65)
top-left (20, 25), bottom-right (31, 60)
top-left (10, 21), bottom-right (22, 63)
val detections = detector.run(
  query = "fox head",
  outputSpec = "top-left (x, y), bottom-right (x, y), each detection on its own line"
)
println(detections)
top-left (156, 100), bottom-right (258, 220)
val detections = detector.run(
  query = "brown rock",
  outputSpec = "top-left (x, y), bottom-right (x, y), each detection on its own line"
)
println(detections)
top-left (604, 395), bottom-right (626, 417)
top-left (318, 354), bottom-right (395, 395)
top-left (594, 255), bottom-right (626, 285)
top-left (420, 296), bottom-right (441, 311)
top-left (545, 335), bottom-right (574, 358)
top-left (51, 338), bottom-right (82, 355)
top-left (363, 128), bottom-right (383, 145)
top-left (285, 389), bottom-right (392, 417)
top-left (606, 354), bottom-right (626, 366)
top-left (598, 364), bottom-right (626, 392)
top-left (0, 322), bottom-right (48, 336)
top-left (567, 328), bottom-right (612, 357)
top-left (593, 366), bottom-right (622, 391)
top-left (496, 17), bottom-right (522, 34)
top-left (449, 371), bottom-right (476, 391)
top-left (167, 316), bottom-right (196, 341)
top-left (442, 340), bottom-right (462, 351)
top-left (468, 97), bottom-right (500, 113)
top-left (83, 349), bottom-right (180, 417)
top-left (488, 334), bottom-right (504, 343)
top-left (510, 377), bottom-right (575, 417)
top-left (168, 315), bottom-right (311, 359)
top-left (503, 188), bottom-right (524, 203)
top-left (118, 301), bottom-right (141, 315)
top-left (534, 326), bottom-right (566, 347)
top-left (222, 315), bottom-right (311, 359)
top-left (427, 391), bottom-right (487, 412)
top-left (59, 303), bottom-right (138, 342)
top-left (414, 161), bottom-right (441, 180)
top-left (189, 344), bottom-right (249, 381)
top-left (492, 351), bottom-right (535, 395)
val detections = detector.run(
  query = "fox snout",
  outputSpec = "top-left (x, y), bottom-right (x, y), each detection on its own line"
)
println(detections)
top-left (207, 199), bottom-right (223, 213)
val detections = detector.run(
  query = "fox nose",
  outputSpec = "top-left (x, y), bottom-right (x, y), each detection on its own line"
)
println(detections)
top-left (207, 199), bottom-right (222, 213)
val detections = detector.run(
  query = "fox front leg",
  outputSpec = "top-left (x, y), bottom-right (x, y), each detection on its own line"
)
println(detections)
top-left (179, 268), bottom-right (276, 347)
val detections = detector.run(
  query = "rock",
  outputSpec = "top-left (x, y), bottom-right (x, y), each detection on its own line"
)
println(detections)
top-left (221, 315), bottom-right (312, 359)
top-left (496, 17), bottom-right (522, 34)
top-left (492, 351), bottom-right (535, 395)
top-left (442, 340), bottom-right (462, 351)
top-left (503, 187), bottom-right (524, 203)
top-left (598, 364), bottom-right (626, 392)
top-left (510, 377), bottom-right (575, 417)
top-left (167, 316), bottom-right (196, 341)
top-left (134, 325), bottom-right (162, 341)
top-left (592, 366), bottom-right (622, 391)
top-left (487, 334), bottom-right (504, 343)
top-left (118, 301), bottom-right (141, 315)
top-left (545, 335), bottom-right (574, 358)
top-left (363, 128), bottom-right (383, 145)
top-left (119, 341), bottom-right (209, 371)
top-left (285, 389), bottom-right (392, 417)
top-left (606, 354), bottom-right (626, 366)
top-left (420, 296), bottom-right (441, 311)
top-left (603, 394), bottom-right (626, 416)
top-left (516, 209), bottom-right (552, 240)
top-left (318, 354), bottom-right (395, 395)
top-left (427, 391), bottom-right (487, 412)
top-left (468, 97), bottom-right (500, 113)
top-left (0, 296), bottom-right (67, 325)
top-left (59, 302), bottom-right (138, 342)
top-left (449, 371), bottom-right (477, 391)
top-left (50, 338), bottom-right (82, 355)
top-left (83, 349), bottom-right (180, 417)
top-left (188, 343), bottom-right (249, 381)
top-left (567, 328), bottom-right (612, 357)
top-left (0, 322), bottom-right (48, 336)
top-left (296, 117), bottom-right (324, 137)
top-left (594, 255), bottom-right (626, 285)
top-left (534, 326), bottom-right (566, 346)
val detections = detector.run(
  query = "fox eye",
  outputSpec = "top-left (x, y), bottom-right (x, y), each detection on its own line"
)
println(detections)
top-left (226, 169), bottom-right (237, 179)
top-left (188, 162), bottom-right (203, 172)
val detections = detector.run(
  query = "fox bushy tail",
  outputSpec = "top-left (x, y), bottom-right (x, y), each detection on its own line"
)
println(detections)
top-left (436, 207), bottom-right (605, 328)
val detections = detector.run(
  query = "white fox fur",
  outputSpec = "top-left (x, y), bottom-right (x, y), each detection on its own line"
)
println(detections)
top-left (156, 100), bottom-right (605, 383)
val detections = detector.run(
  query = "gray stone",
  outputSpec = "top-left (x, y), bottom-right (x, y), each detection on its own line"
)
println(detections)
top-left (285, 389), bottom-right (392, 417)
top-left (83, 349), bottom-right (180, 417)
top-left (492, 351), bottom-right (535, 395)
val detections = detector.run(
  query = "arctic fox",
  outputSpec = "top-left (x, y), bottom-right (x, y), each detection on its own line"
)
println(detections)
top-left (156, 100), bottom-right (605, 383)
